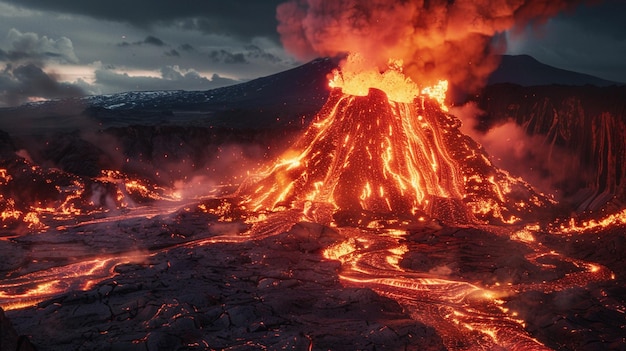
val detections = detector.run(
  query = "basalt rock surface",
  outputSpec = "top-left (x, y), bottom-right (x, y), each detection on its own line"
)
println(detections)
top-left (0, 307), bottom-right (36, 351)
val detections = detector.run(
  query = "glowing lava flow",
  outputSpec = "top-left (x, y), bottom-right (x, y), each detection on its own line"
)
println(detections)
top-left (324, 230), bottom-right (548, 351)
top-left (554, 208), bottom-right (626, 234)
top-left (0, 54), bottom-right (621, 350)
top-left (320, 225), bottom-right (614, 351)
top-left (0, 254), bottom-right (148, 311)
top-left (0, 162), bottom-right (186, 233)
top-left (242, 88), bottom-right (463, 222)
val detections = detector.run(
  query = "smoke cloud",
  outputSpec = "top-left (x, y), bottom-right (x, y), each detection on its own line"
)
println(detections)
top-left (450, 102), bottom-right (586, 200)
top-left (277, 0), bottom-right (588, 92)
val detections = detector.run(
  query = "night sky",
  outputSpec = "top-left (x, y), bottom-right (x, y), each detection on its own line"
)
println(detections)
top-left (0, 0), bottom-right (624, 107)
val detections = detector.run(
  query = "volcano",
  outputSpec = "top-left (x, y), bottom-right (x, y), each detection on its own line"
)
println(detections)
top-left (239, 85), bottom-right (551, 226)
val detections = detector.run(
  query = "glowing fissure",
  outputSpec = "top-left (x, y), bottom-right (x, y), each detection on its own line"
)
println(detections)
top-left (0, 165), bottom-right (185, 231)
top-left (555, 208), bottom-right (626, 233)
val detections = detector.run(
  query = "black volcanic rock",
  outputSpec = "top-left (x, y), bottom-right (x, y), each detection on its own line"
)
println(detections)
top-left (0, 308), bottom-right (36, 351)
top-left (0, 130), bottom-right (16, 156)
top-left (4, 216), bottom-right (446, 351)
top-left (37, 131), bottom-right (111, 177)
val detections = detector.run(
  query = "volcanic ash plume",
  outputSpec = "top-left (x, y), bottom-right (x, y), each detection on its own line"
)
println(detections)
top-left (277, 0), bottom-right (587, 93)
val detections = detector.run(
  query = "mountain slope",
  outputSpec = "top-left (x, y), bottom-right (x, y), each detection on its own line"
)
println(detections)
top-left (0, 58), bottom-right (338, 134)
top-left (0, 55), bottom-right (619, 135)
top-left (0, 55), bottom-right (623, 213)
top-left (488, 55), bottom-right (621, 87)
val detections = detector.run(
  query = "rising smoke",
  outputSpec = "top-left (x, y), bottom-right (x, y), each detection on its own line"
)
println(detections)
top-left (277, 0), bottom-right (589, 93)
top-left (450, 102), bottom-right (585, 200)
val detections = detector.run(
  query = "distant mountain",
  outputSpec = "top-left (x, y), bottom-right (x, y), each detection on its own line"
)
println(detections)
top-left (488, 55), bottom-right (621, 87)
top-left (0, 58), bottom-right (338, 135)
top-left (475, 56), bottom-right (625, 211)
top-left (0, 55), bottom-right (619, 135)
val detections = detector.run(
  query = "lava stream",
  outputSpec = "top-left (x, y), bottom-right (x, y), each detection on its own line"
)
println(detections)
top-left (322, 226), bottom-right (611, 351)
top-left (0, 254), bottom-right (146, 311)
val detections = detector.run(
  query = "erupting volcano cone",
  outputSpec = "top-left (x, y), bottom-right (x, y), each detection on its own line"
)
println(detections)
top-left (239, 83), bottom-right (553, 226)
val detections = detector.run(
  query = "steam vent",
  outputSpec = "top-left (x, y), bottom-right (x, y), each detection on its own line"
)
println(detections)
top-left (239, 86), bottom-right (551, 226)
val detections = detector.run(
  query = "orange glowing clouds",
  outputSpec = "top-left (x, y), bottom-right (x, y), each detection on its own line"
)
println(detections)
top-left (276, 0), bottom-right (588, 92)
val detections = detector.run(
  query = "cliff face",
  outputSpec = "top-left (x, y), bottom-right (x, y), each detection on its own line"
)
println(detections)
top-left (472, 84), bottom-right (626, 211)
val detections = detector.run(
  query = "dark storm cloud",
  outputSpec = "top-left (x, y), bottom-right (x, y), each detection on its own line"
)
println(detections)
top-left (1, 28), bottom-right (79, 64)
top-left (179, 44), bottom-right (195, 52)
top-left (563, 0), bottom-right (626, 40)
top-left (144, 36), bottom-right (165, 47)
top-left (93, 66), bottom-right (239, 93)
top-left (0, 48), bottom-right (26, 62)
top-left (0, 28), bottom-right (84, 106)
top-left (206, 46), bottom-right (286, 65)
top-left (209, 50), bottom-right (248, 64)
top-left (2, 0), bottom-right (284, 41)
top-left (244, 45), bottom-right (282, 63)
top-left (165, 49), bottom-right (180, 57)
top-left (0, 63), bottom-right (85, 106)
top-left (509, 0), bottom-right (626, 83)
top-left (118, 36), bottom-right (167, 47)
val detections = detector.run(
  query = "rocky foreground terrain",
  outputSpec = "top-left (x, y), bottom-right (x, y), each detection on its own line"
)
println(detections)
top-left (1, 202), bottom-right (447, 350)
top-left (1, 200), bottom-right (625, 350)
